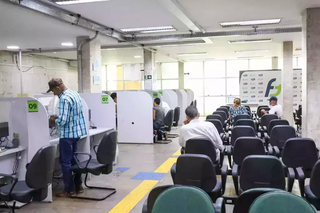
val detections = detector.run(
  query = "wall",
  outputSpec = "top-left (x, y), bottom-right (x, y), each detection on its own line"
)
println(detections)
top-left (0, 51), bottom-right (78, 98)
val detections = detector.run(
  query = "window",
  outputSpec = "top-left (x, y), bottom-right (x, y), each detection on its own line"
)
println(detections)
top-left (249, 58), bottom-right (272, 70)
top-left (204, 97), bottom-right (226, 115)
top-left (162, 63), bottom-right (179, 79)
top-left (204, 61), bottom-right (225, 78)
top-left (123, 64), bottom-right (142, 81)
top-left (227, 60), bottom-right (248, 77)
top-left (184, 62), bottom-right (203, 78)
top-left (204, 79), bottom-right (225, 96)
top-left (227, 78), bottom-right (240, 96)
top-left (162, 80), bottom-right (179, 89)
top-left (185, 79), bottom-right (203, 97)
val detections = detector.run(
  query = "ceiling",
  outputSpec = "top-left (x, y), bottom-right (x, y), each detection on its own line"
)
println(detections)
top-left (1, 0), bottom-right (319, 62)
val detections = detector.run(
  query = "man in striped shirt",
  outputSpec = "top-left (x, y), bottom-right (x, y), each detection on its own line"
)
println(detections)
top-left (47, 78), bottom-right (87, 197)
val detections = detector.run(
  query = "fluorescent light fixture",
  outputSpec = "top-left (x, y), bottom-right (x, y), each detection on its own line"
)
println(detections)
top-left (7, 46), bottom-right (19, 50)
top-left (238, 56), bottom-right (264, 59)
top-left (55, 0), bottom-right (109, 5)
top-left (178, 52), bottom-right (208, 56)
top-left (229, 39), bottom-right (272, 44)
top-left (134, 56), bottom-right (141, 58)
top-left (120, 26), bottom-right (176, 34)
top-left (234, 49), bottom-right (268, 53)
top-left (53, 52), bottom-right (57, 54)
top-left (295, 48), bottom-right (302, 51)
top-left (220, 18), bottom-right (281, 28)
top-left (61, 42), bottom-right (73, 47)
top-left (106, 48), bottom-right (116, 51)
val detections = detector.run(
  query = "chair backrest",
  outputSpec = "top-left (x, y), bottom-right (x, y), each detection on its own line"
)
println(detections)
top-left (282, 138), bottom-right (318, 169)
top-left (26, 145), bottom-right (57, 189)
top-left (220, 105), bottom-right (230, 110)
top-left (233, 188), bottom-right (281, 213)
top-left (164, 109), bottom-right (174, 130)
top-left (234, 119), bottom-right (255, 130)
top-left (213, 111), bottom-right (227, 122)
top-left (175, 154), bottom-right (217, 192)
top-left (244, 105), bottom-right (251, 112)
top-left (231, 126), bottom-right (256, 146)
top-left (152, 186), bottom-right (216, 213)
top-left (206, 119), bottom-right (224, 135)
top-left (234, 114), bottom-right (251, 123)
top-left (145, 185), bottom-right (173, 213)
top-left (233, 137), bottom-right (265, 166)
top-left (310, 160), bottom-right (320, 198)
top-left (206, 114), bottom-right (223, 124)
top-left (269, 125), bottom-right (296, 148)
top-left (97, 130), bottom-right (117, 165)
top-left (260, 114), bottom-right (278, 127)
top-left (249, 191), bottom-right (316, 213)
top-left (217, 107), bottom-right (229, 116)
top-left (268, 119), bottom-right (289, 135)
top-left (194, 100), bottom-right (197, 107)
top-left (185, 139), bottom-right (217, 166)
top-left (240, 155), bottom-right (285, 191)
top-left (173, 107), bottom-right (180, 124)
top-left (257, 106), bottom-right (270, 117)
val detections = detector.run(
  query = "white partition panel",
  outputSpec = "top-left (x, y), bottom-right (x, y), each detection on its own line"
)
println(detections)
top-left (162, 90), bottom-right (178, 109)
top-left (186, 89), bottom-right (193, 106)
top-left (118, 91), bottom-right (153, 144)
top-left (145, 90), bottom-right (163, 106)
top-left (175, 90), bottom-right (188, 125)
top-left (188, 89), bottom-right (195, 102)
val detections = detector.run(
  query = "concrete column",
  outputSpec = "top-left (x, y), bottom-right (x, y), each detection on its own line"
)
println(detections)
top-left (143, 49), bottom-right (156, 90)
top-left (302, 8), bottom-right (320, 145)
top-left (282, 41), bottom-right (294, 124)
top-left (77, 36), bottom-right (101, 93)
top-left (178, 61), bottom-right (184, 89)
top-left (272, 56), bottom-right (278, 69)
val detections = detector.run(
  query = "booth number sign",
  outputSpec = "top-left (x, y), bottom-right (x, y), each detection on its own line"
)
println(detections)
top-left (28, 101), bottom-right (38, 112)
top-left (159, 91), bottom-right (163, 95)
top-left (153, 92), bottom-right (158, 98)
top-left (101, 95), bottom-right (109, 104)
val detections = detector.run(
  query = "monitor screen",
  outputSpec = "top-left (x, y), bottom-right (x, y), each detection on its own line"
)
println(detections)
top-left (0, 122), bottom-right (9, 138)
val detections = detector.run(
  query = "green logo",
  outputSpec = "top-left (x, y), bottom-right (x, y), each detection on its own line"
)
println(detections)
top-left (28, 101), bottom-right (38, 112)
top-left (153, 92), bottom-right (158, 98)
top-left (101, 95), bottom-right (109, 104)
top-left (159, 90), bottom-right (163, 95)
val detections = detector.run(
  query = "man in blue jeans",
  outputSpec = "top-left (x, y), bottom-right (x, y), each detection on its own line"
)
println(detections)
top-left (47, 78), bottom-right (87, 197)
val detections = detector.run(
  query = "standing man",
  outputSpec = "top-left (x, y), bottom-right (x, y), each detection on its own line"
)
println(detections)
top-left (261, 96), bottom-right (283, 118)
top-left (47, 78), bottom-right (87, 197)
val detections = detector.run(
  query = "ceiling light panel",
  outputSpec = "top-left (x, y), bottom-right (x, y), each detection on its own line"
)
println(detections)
top-left (220, 19), bottom-right (281, 28)
top-left (234, 49), bottom-right (268, 53)
top-left (120, 26), bottom-right (176, 34)
top-left (55, 0), bottom-right (109, 5)
top-left (229, 39), bottom-right (272, 44)
top-left (178, 52), bottom-right (208, 56)
top-left (61, 42), bottom-right (73, 47)
top-left (295, 48), bottom-right (302, 51)
top-left (7, 46), bottom-right (19, 50)
top-left (238, 56), bottom-right (264, 59)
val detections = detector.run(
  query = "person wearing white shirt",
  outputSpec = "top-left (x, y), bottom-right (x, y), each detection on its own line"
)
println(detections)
top-left (261, 96), bottom-right (283, 118)
top-left (162, 101), bottom-right (171, 115)
top-left (179, 106), bottom-right (224, 162)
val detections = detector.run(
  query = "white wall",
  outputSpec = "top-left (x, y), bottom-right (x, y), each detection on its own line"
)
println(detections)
top-left (0, 52), bottom-right (78, 98)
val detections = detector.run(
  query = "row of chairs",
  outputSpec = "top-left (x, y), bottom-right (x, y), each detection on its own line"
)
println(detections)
top-left (143, 186), bottom-right (317, 213)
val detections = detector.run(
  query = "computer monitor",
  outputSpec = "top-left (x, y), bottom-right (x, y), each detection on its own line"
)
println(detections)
top-left (0, 122), bottom-right (9, 138)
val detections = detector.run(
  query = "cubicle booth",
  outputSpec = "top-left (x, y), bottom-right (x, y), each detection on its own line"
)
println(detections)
top-left (117, 91), bottom-right (153, 144)
top-left (0, 97), bottom-right (52, 205)
top-left (185, 89), bottom-right (194, 106)
top-left (162, 90), bottom-right (178, 110)
top-left (175, 89), bottom-right (188, 125)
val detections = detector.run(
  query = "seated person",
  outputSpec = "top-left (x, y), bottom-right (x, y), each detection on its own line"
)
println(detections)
top-left (153, 98), bottom-right (165, 132)
top-left (261, 96), bottom-right (282, 118)
top-left (179, 106), bottom-right (224, 162)
top-left (229, 98), bottom-right (248, 123)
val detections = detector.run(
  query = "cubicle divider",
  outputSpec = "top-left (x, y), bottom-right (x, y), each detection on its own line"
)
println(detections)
top-left (145, 90), bottom-right (163, 106)
top-left (175, 89), bottom-right (188, 125)
top-left (162, 90), bottom-right (178, 110)
top-left (117, 91), bottom-right (153, 144)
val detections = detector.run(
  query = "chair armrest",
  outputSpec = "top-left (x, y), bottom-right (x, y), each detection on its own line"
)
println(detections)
top-left (232, 164), bottom-right (238, 178)
top-left (219, 150), bottom-right (225, 169)
top-left (273, 146), bottom-right (281, 157)
top-left (73, 152), bottom-right (92, 169)
top-left (226, 145), bottom-right (232, 155)
top-left (257, 132), bottom-right (261, 139)
top-left (214, 197), bottom-right (226, 213)
top-left (263, 126), bottom-right (267, 131)
top-left (317, 147), bottom-right (320, 159)
top-left (0, 173), bottom-right (18, 195)
top-left (263, 132), bottom-right (268, 139)
top-left (93, 145), bottom-right (99, 155)
top-left (221, 165), bottom-right (228, 195)
top-left (258, 126), bottom-right (263, 132)
top-left (296, 167), bottom-right (305, 181)
top-left (268, 146), bottom-right (274, 155)
top-left (287, 167), bottom-right (295, 192)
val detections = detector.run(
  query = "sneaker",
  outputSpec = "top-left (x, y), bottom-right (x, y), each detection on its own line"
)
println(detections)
top-left (56, 191), bottom-right (76, 198)
top-left (76, 185), bottom-right (84, 194)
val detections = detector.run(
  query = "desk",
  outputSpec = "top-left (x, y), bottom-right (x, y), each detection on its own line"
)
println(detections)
top-left (0, 146), bottom-right (25, 157)
top-left (49, 135), bottom-right (87, 145)
top-left (89, 127), bottom-right (113, 136)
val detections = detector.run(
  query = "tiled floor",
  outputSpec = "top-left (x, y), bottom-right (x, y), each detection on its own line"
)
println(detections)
top-left (6, 128), bottom-right (314, 213)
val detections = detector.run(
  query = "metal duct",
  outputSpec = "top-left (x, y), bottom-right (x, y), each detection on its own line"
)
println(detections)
top-left (125, 27), bottom-right (302, 42)
top-left (3, 0), bottom-right (126, 42)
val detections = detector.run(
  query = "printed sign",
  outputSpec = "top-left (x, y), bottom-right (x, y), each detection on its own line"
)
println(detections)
top-left (28, 101), bottom-right (38, 112)
top-left (101, 95), bottom-right (109, 104)
top-left (153, 92), bottom-right (158, 98)
top-left (159, 90), bottom-right (163, 95)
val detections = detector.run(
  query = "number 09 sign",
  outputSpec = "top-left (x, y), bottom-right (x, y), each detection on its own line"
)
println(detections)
top-left (28, 101), bottom-right (38, 112)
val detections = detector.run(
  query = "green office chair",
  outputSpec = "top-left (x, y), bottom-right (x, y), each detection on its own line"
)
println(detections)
top-left (152, 186), bottom-right (225, 213)
top-left (249, 191), bottom-right (316, 213)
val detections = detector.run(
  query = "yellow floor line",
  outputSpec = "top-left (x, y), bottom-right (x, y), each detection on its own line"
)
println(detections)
top-left (108, 180), bottom-right (158, 213)
top-left (154, 158), bottom-right (177, 173)
top-left (173, 149), bottom-right (181, 156)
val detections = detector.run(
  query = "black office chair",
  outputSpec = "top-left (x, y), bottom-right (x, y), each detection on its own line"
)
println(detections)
top-left (232, 137), bottom-right (266, 195)
top-left (171, 154), bottom-right (226, 202)
top-left (217, 107), bottom-right (229, 117)
top-left (256, 106), bottom-right (270, 118)
top-left (142, 185), bottom-right (174, 213)
top-left (233, 188), bottom-right (281, 213)
top-left (173, 107), bottom-right (180, 127)
top-left (234, 119), bottom-right (255, 131)
top-left (206, 119), bottom-right (227, 144)
top-left (220, 105), bottom-right (230, 110)
top-left (266, 125), bottom-right (297, 156)
top-left (282, 138), bottom-right (319, 197)
top-left (227, 126), bottom-right (257, 168)
top-left (238, 156), bottom-right (287, 194)
top-left (258, 114), bottom-right (278, 133)
top-left (265, 119), bottom-right (289, 138)
top-left (233, 114), bottom-right (251, 124)
top-left (0, 145), bottom-right (57, 212)
top-left (305, 160), bottom-right (320, 210)
top-left (161, 110), bottom-right (176, 140)
top-left (70, 130), bottom-right (117, 201)
top-left (207, 115), bottom-right (224, 126)
top-left (213, 111), bottom-right (228, 125)
top-left (244, 105), bottom-right (251, 113)
top-left (293, 105), bottom-right (302, 131)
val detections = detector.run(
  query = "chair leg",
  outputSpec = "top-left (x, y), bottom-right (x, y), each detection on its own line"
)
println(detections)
top-left (227, 154), bottom-right (232, 169)
top-left (71, 174), bottom-right (116, 201)
top-left (299, 178), bottom-right (305, 197)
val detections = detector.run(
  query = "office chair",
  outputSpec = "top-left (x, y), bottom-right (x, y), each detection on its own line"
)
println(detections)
top-left (142, 185), bottom-right (174, 213)
top-left (305, 160), bottom-right (320, 210)
top-left (234, 119), bottom-right (256, 132)
top-left (258, 114), bottom-right (278, 133)
top-left (207, 115), bottom-right (224, 126)
top-left (0, 145), bottom-right (57, 213)
top-left (233, 114), bottom-right (251, 124)
top-left (217, 107), bottom-right (229, 117)
top-left (213, 111), bottom-right (228, 125)
top-left (161, 110), bottom-right (176, 139)
top-left (70, 130), bottom-right (117, 201)
top-left (206, 119), bottom-right (227, 144)
top-left (264, 119), bottom-right (289, 138)
top-left (172, 106), bottom-right (180, 127)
